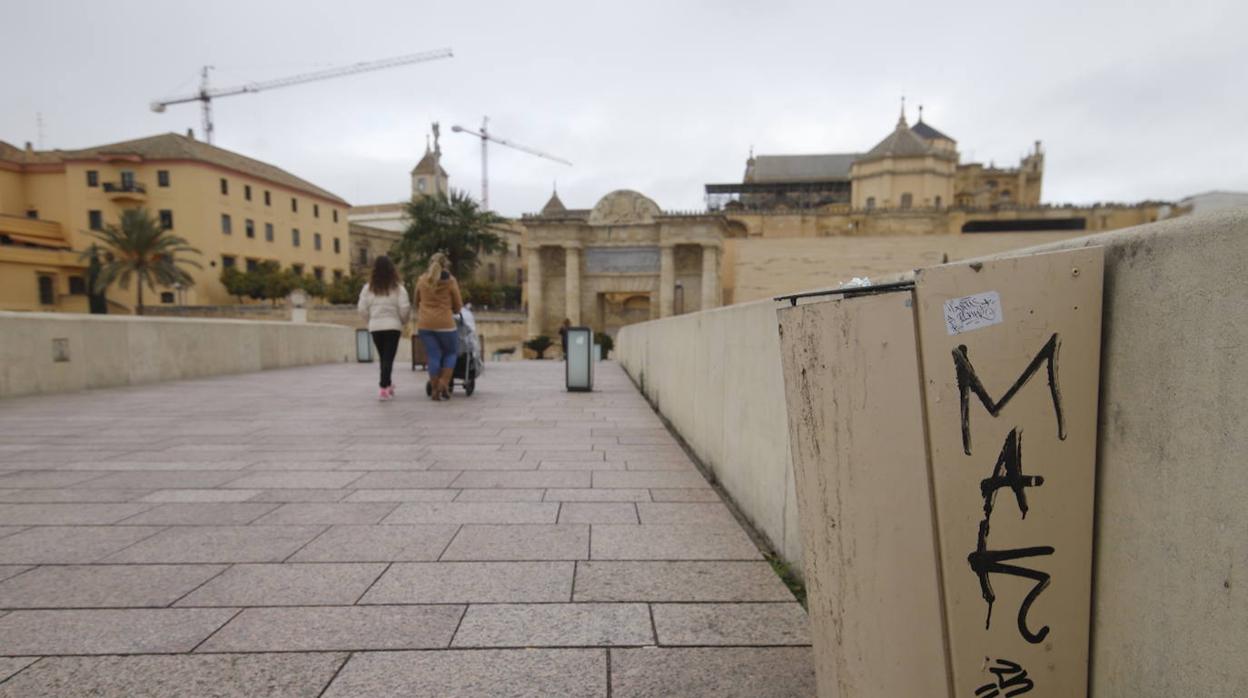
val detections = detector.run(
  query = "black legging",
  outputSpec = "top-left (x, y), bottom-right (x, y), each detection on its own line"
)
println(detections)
top-left (371, 330), bottom-right (401, 388)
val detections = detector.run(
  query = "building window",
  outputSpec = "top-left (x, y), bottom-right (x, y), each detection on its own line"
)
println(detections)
top-left (333, 269), bottom-right (343, 281)
top-left (221, 255), bottom-right (237, 269)
top-left (244, 185), bottom-right (252, 201)
top-left (313, 204), bottom-right (319, 218)
top-left (865, 197), bottom-right (875, 210)
top-left (88, 210), bottom-right (103, 230)
top-left (900, 193), bottom-right (913, 209)
top-left (25, 210), bottom-right (38, 219)
top-left (292, 264), bottom-right (304, 276)
top-left (934, 195), bottom-right (942, 209)
top-left (221, 213), bottom-right (232, 235)
top-left (159, 210), bottom-right (174, 230)
top-left (291, 197), bottom-right (298, 213)
top-left (157, 170), bottom-right (170, 187)
top-left (220, 178), bottom-right (228, 195)
top-left (357, 246), bottom-right (368, 265)
top-left (245, 219), bottom-right (255, 238)
top-left (69, 276), bottom-right (87, 295)
top-left (246, 258), bottom-right (259, 273)
top-left (265, 222), bottom-right (274, 242)
top-left (313, 232), bottom-right (322, 251)
top-left (417, 178), bottom-right (426, 192)
top-left (120, 170), bottom-right (136, 189)
top-left (264, 190), bottom-right (271, 206)
top-left (333, 237), bottom-right (341, 254)
top-left (332, 209), bottom-right (338, 223)
top-left (38, 275), bottom-right (56, 305)
top-left (313, 267), bottom-right (324, 281)
top-left (86, 170), bottom-right (99, 187)
top-left (488, 263), bottom-right (497, 282)
top-left (160, 291), bottom-right (175, 304)
top-left (516, 269), bottom-right (523, 286)
top-left (292, 228), bottom-right (300, 247)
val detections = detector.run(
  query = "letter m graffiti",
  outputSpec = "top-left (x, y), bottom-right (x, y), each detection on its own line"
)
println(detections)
top-left (953, 333), bottom-right (1065, 455)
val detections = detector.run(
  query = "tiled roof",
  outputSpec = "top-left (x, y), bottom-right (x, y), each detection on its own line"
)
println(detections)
top-left (410, 148), bottom-right (448, 177)
top-left (1, 133), bottom-right (347, 205)
top-left (911, 120), bottom-right (954, 142)
top-left (858, 124), bottom-right (952, 163)
top-left (541, 191), bottom-right (567, 214)
top-left (745, 153), bottom-right (862, 183)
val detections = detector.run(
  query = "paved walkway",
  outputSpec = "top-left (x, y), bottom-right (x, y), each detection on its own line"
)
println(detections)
top-left (0, 360), bottom-right (813, 696)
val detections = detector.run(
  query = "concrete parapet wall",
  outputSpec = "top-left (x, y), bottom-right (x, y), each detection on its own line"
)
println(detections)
top-left (617, 207), bottom-right (1248, 696)
top-left (616, 299), bottom-right (801, 567)
top-left (0, 312), bottom-right (354, 399)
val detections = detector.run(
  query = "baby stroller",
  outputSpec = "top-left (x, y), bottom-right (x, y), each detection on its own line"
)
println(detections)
top-left (423, 313), bottom-right (483, 397)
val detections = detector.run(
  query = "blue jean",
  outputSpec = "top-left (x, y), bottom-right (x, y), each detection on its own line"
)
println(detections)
top-left (419, 329), bottom-right (459, 377)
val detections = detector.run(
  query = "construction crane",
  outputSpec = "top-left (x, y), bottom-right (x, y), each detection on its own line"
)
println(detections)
top-left (451, 117), bottom-right (572, 210)
top-left (151, 48), bottom-right (454, 144)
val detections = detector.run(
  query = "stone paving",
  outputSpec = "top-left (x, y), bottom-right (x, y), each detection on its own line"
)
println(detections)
top-left (0, 360), bottom-right (814, 696)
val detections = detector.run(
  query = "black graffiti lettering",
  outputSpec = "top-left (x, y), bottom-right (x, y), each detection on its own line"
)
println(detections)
top-left (968, 520), bottom-right (1054, 644)
top-left (980, 428), bottom-right (1044, 521)
top-left (974, 658), bottom-right (1035, 697)
top-left (954, 333), bottom-right (1064, 455)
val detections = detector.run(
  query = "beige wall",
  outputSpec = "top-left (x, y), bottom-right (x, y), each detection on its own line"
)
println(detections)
top-left (2, 157), bottom-right (350, 311)
top-left (726, 232), bottom-right (1087, 304)
top-left (0, 312), bottom-right (354, 398)
top-left (616, 209), bottom-right (1248, 696)
top-left (850, 154), bottom-right (955, 210)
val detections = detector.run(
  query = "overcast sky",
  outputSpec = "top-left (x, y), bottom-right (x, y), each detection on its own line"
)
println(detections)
top-left (5, 0), bottom-right (1246, 217)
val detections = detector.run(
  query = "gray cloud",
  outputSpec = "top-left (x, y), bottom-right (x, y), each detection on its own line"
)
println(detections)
top-left (4, 0), bottom-right (1245, 216)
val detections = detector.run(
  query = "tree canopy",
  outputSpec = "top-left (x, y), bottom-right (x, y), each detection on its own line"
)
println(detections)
top-left (391, 189), bottom-right (506, 284)
top-left (84, 207), bottom-right (201, 315)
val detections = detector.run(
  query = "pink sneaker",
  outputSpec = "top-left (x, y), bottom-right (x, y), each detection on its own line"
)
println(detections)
top-left (378, 388), bottom-right (391, 401)
top-left (387, 385), bottom-right (396, 398)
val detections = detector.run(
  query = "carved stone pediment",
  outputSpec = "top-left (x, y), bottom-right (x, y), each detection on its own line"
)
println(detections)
top-left (589, 190), bottom-right (662, 226)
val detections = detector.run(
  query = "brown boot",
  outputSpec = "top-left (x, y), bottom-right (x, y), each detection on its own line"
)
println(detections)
top-left (429, 376), bottom-right (442, 401)
top-left (438, 368), bottom-right (454, 400)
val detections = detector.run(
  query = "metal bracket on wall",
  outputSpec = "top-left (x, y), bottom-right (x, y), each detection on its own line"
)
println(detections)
top-left (775, 280), bottom-right (916, 306)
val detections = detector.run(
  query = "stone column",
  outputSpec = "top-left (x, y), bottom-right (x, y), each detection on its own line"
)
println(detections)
top-left (659, 243), bottom-right (675, 318)
top-left (526, 246), bottom-right (543, 338)
top-left (701, 244), bottom-right (721, 311)
top-left (564, 244), bottom-right (582, 326)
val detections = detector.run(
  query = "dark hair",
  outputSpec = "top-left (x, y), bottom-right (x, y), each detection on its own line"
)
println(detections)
top-left (370, 255), bottom-right (399, 295)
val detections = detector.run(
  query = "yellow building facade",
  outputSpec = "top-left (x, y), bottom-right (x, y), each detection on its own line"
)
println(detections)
top-left (0, 133), bottom-right (350, 312)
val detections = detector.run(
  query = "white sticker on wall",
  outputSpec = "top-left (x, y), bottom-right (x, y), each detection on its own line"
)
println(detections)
top-left (943, 291), bottom-right (1004, 335)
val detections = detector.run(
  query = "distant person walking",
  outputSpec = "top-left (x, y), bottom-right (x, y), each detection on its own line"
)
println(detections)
top-left (415, 252), bottom-right (463, 401)
top-left (357, 255), bottom-right (410, 401)
top-left (559, 318), bottom-right (571, 360)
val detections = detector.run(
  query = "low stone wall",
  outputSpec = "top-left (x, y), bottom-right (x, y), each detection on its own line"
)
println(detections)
top-left (0, 312), bottom-right (354, 398)
top-left (617, 208), bottom-right (1248, 696)
top-left (145, 305), bottom-right (529, 360)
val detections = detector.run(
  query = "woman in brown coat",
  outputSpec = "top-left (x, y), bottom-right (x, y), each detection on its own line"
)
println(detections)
top-left (415, 252), bottom-right (463, 401)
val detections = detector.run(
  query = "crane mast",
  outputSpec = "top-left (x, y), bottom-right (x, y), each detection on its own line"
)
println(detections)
top-left (451, 117), bottom-right (572, 210)
top-left (152, 49), bottom-right (454, 144)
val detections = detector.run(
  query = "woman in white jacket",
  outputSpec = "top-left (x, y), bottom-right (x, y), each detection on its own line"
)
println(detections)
top-left (357, 256), bottom-right (411, 401)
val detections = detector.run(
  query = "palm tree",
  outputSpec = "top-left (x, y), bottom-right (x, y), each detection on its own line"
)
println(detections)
top-left (392, 189), bottom-right (506, 285)
top-left (85, 208), bottom-right (202, 315)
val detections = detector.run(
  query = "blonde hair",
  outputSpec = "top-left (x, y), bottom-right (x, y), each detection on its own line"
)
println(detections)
top-left (420, 252), bottom-right (451, 285)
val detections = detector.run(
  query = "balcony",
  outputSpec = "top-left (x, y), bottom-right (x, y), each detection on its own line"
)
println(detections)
top-left (102, 181), bottom-right (147, 202)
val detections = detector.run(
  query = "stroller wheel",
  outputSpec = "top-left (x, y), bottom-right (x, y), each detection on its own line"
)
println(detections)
top-left (465, 378), bottom-right (476, 396)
